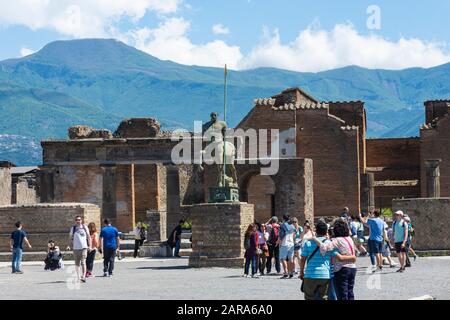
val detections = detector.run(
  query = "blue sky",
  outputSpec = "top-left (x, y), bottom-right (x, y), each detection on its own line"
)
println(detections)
top-left (0, 0), bottom-right (449, 71)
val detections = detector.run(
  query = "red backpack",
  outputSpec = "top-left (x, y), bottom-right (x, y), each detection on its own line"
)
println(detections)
top-left (269, 224), bottom-right (280, 245)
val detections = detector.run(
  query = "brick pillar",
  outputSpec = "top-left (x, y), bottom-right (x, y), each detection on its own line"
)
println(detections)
top-left (37, 166), bottom-right (55, 203)
top-left (101, 164), bottom-right (117, 224)
top-left (425, 159), bottom-right (441, 198)
top-left (146, 210), bottom-right (167, 241)
top-left (362, 172), bottom-right (375, 214)
top-left (115, 164), bottom-right (136, 232)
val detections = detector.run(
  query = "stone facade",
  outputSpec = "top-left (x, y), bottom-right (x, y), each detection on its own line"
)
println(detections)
top-left (392, 198), bottom-right (450, 251)
top-left (0, 203), bottom-right (100, 251)
top-left (189, 203), bottom-right (254, 268)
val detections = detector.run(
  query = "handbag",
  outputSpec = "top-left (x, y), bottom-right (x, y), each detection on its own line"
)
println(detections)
top-left (300, 239), bottom-right (324, 293)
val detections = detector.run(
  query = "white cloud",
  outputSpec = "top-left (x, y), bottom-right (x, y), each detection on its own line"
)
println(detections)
top-left (0, 0), bottom-right (182, 38)
top-left (20, 47), bottom-right (36, 57)
top-left (212, 24), bottom-right (229, 35)
top-left (238, 24), bottom-right (450, 72)
top-left (125, 18), bottom-right (242, 68)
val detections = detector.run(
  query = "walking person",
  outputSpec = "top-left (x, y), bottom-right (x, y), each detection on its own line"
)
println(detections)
top-left (256, 223), bottom-right (269, 276)
top-left (10, 221), bottom-right (32, 274)
top-left (404, 215), bottom-right (418, 262)
top-left (133, 222), bottom-right (146, 258)
top-left (243, 224), bottom-right (259, 278)
top-left (169, 220), bottom-right (184, 258)
top-left (279, 215), bottom-right (296, 279)
top-left (265, 216), bottom-right (281, 274)
top-left (99, 218), bottom-right (120, 277)
top-left (292, 218), bottom-right (304, 274)
top-left (85, 222), bottom-right (99, 278)
top-left (363, 210), bottom-right (386, 272)
top-left (351, 215), bottom-right (367, 256)
top-left (392, 211), bottom-right (409, 273)
top-left (67, 216), bottom-right (91, 283)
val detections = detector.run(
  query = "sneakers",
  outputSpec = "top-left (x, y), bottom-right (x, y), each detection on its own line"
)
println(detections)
top-left (15, 271), bottom-right (24, 274)
top-left (280, 274), bottom-right (288, 279)
top-left (103, 272), bottom-right (108, 277)
top-left (414, 255), bottom-right (418, 261)
top-left (289, 273), bottom-right (294, 279)
top-left (251, 274), bottom-right (259, 279)
top-left (80, 278), bottom-right (86, 283)
top-left (108, 273), bottom-right (113, 277)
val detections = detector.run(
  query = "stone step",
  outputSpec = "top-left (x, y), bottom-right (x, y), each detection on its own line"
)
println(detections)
top-left (0, 250), bottom-right (135, 262)
top-left (179, 249), bottom-right (192, 257)
top-left (181, 232), bottom-right (192, 240)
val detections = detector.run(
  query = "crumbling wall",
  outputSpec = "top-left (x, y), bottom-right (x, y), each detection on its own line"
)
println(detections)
top-left (0, 168), bottom-right (11, 206)
top-left (114, 118), bottom-right (161, 138)
top-left (0, 203), bottom-right (100, 251)
top-left (393, 198), bottom-right (450, 250)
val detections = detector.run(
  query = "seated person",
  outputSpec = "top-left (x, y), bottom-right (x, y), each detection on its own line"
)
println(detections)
top-left (44, 240), bottom-right (63, 271)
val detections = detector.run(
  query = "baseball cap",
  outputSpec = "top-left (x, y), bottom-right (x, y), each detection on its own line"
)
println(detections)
top-left (395, 210), bottom-right (404, 216)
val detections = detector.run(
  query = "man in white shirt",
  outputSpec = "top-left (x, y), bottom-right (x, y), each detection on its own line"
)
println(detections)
top-left (67, 216), bottom-right (91, 283)
top-left (278, 215), bottom-right (296, 279)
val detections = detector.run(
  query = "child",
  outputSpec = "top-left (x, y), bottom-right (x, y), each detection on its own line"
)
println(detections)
top-left (44, 240), bottom-right (63, 271)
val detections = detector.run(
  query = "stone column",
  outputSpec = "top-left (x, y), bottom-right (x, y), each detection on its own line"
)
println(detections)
top-left (361, 172), bottom-right (375, 214)
top-left (37, 166), bottom-right (56, 203)
top-left (425, 159), bottom-right (441, 198)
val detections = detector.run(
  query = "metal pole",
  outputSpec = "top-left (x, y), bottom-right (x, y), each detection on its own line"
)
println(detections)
top-left (222, 64), bottom-right (227, 187)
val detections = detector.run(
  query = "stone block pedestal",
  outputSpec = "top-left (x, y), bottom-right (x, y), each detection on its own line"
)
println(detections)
top-left (139, 241), bottom-right (173, 257)
top-left (189, 202), bottom-right (254, 268)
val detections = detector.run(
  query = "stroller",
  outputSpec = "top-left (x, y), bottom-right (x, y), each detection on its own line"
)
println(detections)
top-left (44, 241), bottom-right (64, 271)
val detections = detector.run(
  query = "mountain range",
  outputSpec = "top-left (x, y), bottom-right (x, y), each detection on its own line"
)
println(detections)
top-left (0, 38), bottom-right (449, 165)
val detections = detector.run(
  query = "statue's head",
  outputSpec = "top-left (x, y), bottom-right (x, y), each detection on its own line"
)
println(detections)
top-left (210, 112), bottom-right (218, 121)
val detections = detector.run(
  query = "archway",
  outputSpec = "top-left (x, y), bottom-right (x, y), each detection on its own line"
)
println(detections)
top-left (245, 174), bottom-right (276, 223)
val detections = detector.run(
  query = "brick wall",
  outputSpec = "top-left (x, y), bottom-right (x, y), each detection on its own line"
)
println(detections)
top-left (247, 175), bottom-right (276, 223)
top-left (0, 168), bottom-right (11, 206)
top-left (420, 116), bottom-right (450, 197)
top-left (393, 198), bottom-right (450, 250)
top-left (0, 203), bottom-right (101, 251)
top-left (115, 164), bottom-right (135, 232)
top-left (15, 179), bottom-right (39, 205)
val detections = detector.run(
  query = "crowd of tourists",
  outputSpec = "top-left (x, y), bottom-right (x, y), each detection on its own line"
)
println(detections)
top-left (242, 208), bottom-right (418, 300)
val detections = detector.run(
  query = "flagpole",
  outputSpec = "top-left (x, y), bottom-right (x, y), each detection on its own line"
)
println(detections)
top-left (222, 64), bottom-right (227, 187)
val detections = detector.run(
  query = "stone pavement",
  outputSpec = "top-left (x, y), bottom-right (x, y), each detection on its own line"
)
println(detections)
top-left (0, 256), bottom-right (448, 300)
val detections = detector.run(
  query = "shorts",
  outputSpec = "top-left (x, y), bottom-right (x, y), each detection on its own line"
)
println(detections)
top-left (395, 242), bottom-right (407, 253)
top-left (367, 240), bottom-right (383, 254)
top-left (73, 249), bottom-right (88, 266)
top-left (279, 245), bottom-right (294, 260)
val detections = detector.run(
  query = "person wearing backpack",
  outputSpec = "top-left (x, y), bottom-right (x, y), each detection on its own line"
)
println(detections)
top-left (67, 215), bottom-right (91, 283)
top-left (265, 216), bottom-right (281, 274)
top-left (392, 211), bottom-right (409, 273)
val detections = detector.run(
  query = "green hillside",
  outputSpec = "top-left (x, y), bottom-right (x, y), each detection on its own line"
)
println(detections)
top-left (0, 38), bottom-right (449, 165)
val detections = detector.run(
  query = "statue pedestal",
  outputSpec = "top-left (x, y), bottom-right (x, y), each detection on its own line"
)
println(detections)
top-left (139, 241), bottom-right (172, 257)
top-left (209, 187), bottom-right (239, 203)
top-left (189, 202), bottom-right (254, 268)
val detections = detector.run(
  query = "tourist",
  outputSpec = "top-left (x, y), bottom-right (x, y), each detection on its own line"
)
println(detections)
top-left (299, 220), bottom-right (335, 300)
top-left (278, 215), bottom-right (296, 279)
top-left (169, 220), bottom-right (184, 258)
top-left (256, 223), bottom-right (269, 276)
top-left (86, 222), bottom-right (99, 278)
top-left (311, 219), bottom-right (358, 300)
top-left (292, 217), bottom-right (304, 274)
top-left (243, 223), bottom-right (259, 278)
top-left (351, 215), bottom-right (367, 256)
top-left (67, 216), bottom-right (91, 282)
top-left (44, 240), bottom-right (62, 271)
top-left (341, 207), bottom-right (350, 220)
top-left (99, 218), bottom-right (120, 277)
top-left (133, 222), bottom-right (146, 258)
top-left (363, 210), bottom-right (386, 272)
top-left (392, 211), bottom-right (409, 273)
top-left (10, 221), bottom-right (32, 274)
top-left (265, 216), bottom-right (281, 274)
top-left (404, 215), bottom-right (418, 262)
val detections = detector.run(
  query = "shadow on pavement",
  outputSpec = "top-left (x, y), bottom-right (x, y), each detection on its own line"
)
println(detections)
top-left (136, 266), bottom-right (190, 270)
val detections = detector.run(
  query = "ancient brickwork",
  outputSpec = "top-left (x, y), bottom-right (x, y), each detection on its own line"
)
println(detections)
top-left (189, 203), bottom-right (254, 268)
top-left (15, 179), bottom-right (39, 205)
top-left (0, 168), bottom-right (11, 206)
top-left (393, 198), bottom-right (450, 250)
top-left (0, 203), bottom-right (100, 251)
top-left (420, 113), bottom-right (450, 197)
top-left (115, 165), bottom-right (135, 232)
top-left (247, 175), bottom-right (276, 222)
top-left (366, 138), bottom-right (421, 208)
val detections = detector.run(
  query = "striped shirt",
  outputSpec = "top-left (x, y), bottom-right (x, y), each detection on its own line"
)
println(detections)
top-left (301, 237), bottom-right (337, 279)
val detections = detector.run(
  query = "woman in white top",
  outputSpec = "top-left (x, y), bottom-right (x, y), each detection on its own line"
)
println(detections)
top-left (256, 223), bottom-right (269, 276)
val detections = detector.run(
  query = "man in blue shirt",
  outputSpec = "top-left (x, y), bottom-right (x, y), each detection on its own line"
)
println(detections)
top-left (10, 221), bottom-right (32, 274)
top-left (99, 218), bottom-right (120, 277)
top-left (364, 210), bottom-right (386, 272)
top-left (300, 221), bottom-right (338, 300)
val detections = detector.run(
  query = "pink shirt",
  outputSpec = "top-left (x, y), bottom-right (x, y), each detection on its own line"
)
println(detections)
top-left (319, 236), bottom-right (356, 272)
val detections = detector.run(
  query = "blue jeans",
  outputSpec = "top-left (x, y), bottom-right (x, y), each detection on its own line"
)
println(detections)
top-left (328, 277), bottom-right (338, 300)
top-left (244, 256), bottom-right (257, 276)
top-left (333, 267), bottom-right (357, 300)
top-left (12, 248), bottom-right (23, 273)
top-left (174, 239), bottom-right (181, 256)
